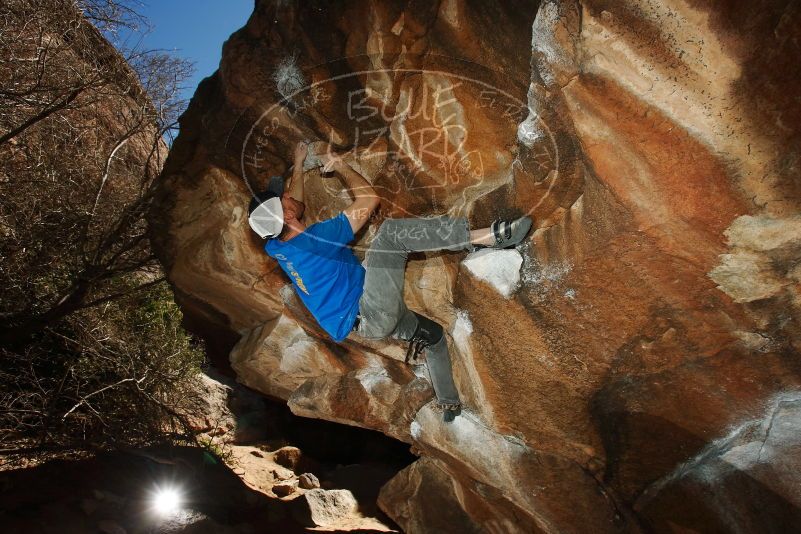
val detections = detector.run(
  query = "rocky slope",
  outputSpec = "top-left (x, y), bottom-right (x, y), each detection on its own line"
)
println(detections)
top-left (149, 0), bottom-right (801, 532)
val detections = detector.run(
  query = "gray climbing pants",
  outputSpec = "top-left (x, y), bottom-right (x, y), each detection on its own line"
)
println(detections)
top-left (355, 217), bottom-right (473, 406)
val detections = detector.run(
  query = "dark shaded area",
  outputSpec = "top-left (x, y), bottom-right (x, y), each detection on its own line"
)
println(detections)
top-left (591, 343), bottom-right (801, 533)
top-left (257, 392), bottom-right (416, 468)
top-left (640, 467), bottom-right (801, 534)
top-left (591, 342), bottom-right (801, 501)
top-left (173, 288), bottom-right (242, 377)
top-left (0, 436), bottom-right (413, 533)
top-left (215, 373), bottom-right (416, 528)
top-left (0, 379), bottom-right (415, 533)
top-left (0, 446), bottom-right (305, 533)
top-left (253, 371), bottom-right (417, 528)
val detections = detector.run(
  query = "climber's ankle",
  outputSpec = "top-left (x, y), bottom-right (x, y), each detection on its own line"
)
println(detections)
top-left (469, 227), bottom-right (494, 246)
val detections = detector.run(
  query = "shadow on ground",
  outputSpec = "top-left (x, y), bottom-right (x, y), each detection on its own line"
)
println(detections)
top-left (0, 444), bottom-right (403, 533)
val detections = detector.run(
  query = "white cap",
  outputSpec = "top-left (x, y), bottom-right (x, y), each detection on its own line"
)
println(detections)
top-left (248, 196), bottom-right (284, 239)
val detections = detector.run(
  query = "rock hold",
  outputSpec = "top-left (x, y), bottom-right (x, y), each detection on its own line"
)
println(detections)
top-left (462, 248), bottom-right (524, 298)
top-left (291, 489), bottom-right (359, 528)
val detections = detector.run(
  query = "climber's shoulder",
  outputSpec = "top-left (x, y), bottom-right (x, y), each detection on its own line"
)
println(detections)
top-left (304, 212), bottom-right (356, 245)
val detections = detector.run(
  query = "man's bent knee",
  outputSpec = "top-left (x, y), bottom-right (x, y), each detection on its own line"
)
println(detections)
top-left (411, 312), bottom-right (444, 346)
top-left (375, 219), bottom-right (398, 240)
top-left (359, 310), bottom-right (402, 340)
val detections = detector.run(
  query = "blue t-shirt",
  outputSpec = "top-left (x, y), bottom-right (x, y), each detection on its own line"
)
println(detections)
top-left (265, 212), bottom-right (365, 341)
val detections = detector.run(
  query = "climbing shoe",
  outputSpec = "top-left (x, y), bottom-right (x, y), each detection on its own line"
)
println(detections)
top-left (479, 216), bottom-right (533, 249)
top-left (439, 402), bottom-right (462, 423)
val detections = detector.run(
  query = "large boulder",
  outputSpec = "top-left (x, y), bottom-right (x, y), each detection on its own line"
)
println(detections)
top-left (149, 0), bottom-right (801, 532)
top-left (290, 489), bottom-right (361, 529)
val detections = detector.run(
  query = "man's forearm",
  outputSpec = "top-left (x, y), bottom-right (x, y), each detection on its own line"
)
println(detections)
top-left (331, 158), bottom-right (380, 233)
top-left (286, 162), bottom-right (304, 201)
top-left (335, 161), bottom-right (376, 200)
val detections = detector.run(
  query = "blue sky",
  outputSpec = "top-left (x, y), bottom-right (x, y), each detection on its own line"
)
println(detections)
top-left (126, 1), bottom-right (254, 103)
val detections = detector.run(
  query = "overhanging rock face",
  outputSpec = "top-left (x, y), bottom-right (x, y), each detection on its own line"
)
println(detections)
top-left (148, 0), bottom-right (801, 531)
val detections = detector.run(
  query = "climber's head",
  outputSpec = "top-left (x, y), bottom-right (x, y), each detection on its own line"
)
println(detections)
top-left (248, 176), bottom-right (285, 239)
top-left (248, 176), bottom-right (307, 239)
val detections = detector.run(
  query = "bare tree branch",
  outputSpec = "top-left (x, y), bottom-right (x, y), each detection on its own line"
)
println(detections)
top-left (0, 1), bottom-right (204, 463)
top-left (0, 85), bottom-right (85, 145)
top-left (62, 376), bottom-right (138, 419)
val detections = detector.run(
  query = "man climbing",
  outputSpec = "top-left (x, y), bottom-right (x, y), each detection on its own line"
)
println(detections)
top-left (248, 142), bottom-right (532, 422)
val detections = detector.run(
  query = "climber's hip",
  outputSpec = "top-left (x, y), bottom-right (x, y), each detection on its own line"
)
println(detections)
top-left (353, 216), bottom-right (471, 340)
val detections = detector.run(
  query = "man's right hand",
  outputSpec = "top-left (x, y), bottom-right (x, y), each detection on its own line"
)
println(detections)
top-left (294, 141), bottom-right (308, 165)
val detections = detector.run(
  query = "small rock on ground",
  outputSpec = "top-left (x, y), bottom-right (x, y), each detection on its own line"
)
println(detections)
top-left (291, 488), bottom-right (359, 528)
top-left (273, 446), bottom-right (302, 470)
top-left (272, 482), bottom-right (297, 497)
top-left (298, 472), bottom-right (320, 489)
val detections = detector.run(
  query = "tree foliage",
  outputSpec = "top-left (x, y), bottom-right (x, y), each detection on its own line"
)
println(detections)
top-left (0, 0), bottom-right (204, 461)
